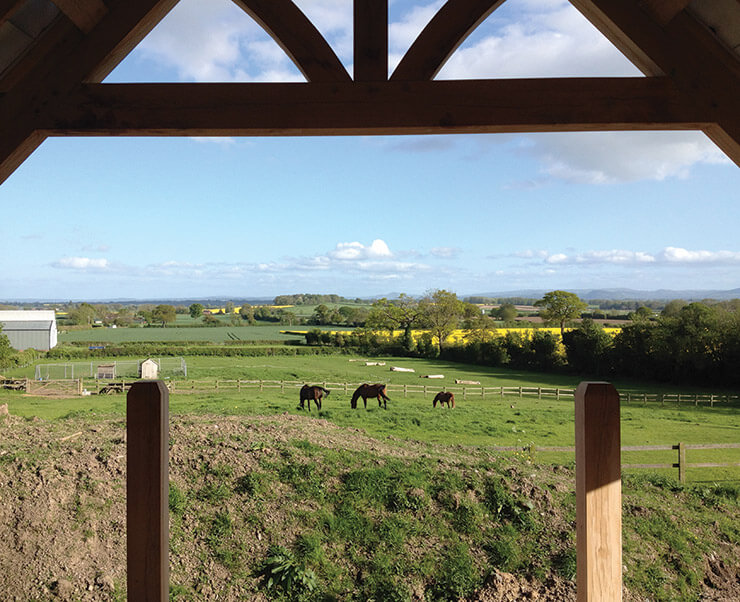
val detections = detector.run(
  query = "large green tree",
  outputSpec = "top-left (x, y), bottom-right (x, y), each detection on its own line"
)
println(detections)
top-left (0, 324), bottom-right (16, 369)
top-left (366, 294), bottom-right (424, 338)
top-left (189, 303), bottom-right (204, 319)
top-left (152, 304), bottom-right (176, 327)
top-left (418, 289), bottom-right (465, 352)
top-left (534, 290), bottom-right (587, 337)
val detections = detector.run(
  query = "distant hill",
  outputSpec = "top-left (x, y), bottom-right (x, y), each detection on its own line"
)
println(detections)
top-left (469, 288), bottom-right (740, 301)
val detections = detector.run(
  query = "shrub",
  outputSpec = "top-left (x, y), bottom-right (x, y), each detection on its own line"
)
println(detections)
top-left (257, 545), bottom-right (317, 596)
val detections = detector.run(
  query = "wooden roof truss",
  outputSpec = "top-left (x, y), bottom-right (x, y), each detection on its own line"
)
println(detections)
top-left (0, 0), bottom-right (738, 184)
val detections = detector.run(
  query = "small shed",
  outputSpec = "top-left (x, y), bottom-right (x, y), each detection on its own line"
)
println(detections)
top-left (97, 364), bottom-right (115, 380)
top-left (139, 359), bottom-right (159, 380)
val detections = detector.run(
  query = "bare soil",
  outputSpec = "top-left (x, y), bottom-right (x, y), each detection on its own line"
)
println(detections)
top-left (0, 409), bottom-right (737, 601)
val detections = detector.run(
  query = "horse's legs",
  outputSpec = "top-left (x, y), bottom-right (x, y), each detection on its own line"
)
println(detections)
top-left (317, 395), bottom-right (322, 410)
top-left (363, 396), bottom-right (367, 409)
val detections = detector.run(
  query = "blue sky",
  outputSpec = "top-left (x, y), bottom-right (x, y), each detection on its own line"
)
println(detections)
top-left (1, 0), bottom-right (738, 301)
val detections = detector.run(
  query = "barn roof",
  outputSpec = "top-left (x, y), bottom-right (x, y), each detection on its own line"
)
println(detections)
top-left (0, 319), bottom-right (54, 330)
top-left (0, 0), bottom-right (738, 179)
top-left (0, 310), bottom-right (56, 322)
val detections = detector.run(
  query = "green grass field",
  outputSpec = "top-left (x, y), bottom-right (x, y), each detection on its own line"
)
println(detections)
top-left (2, 354), bottom-right (738, 483)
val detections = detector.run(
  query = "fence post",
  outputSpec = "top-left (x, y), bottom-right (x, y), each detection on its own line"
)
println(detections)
top-left (519, 386), bottom-right (522, 398)
top-left (575, 382), bottom-right (621, 602)
top-left (127, 381), bottom-right (169, 601)
top-left (463, 387), bottom-right (467, 400)
top-left (710, 394), bottom-right (714, 408)
top-left (678, 442), bottom-right (686, 483)
top-left (557, 388), bottom-right (560, 400)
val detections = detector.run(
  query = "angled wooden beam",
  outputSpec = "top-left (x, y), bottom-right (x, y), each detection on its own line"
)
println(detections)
top-left (0, 0), bottom-right (178, 169)
top-left (354, 0), bottom-right (387, 81)
top-left (233, 0), bottom-right (350, 83)
top-left (571, 0), bottom-right (740, 165)
top-left (391, 0), bottom-right (505, 81)
top-left (0, 125), bottom-right (45, 185)
top-left (639, 0), bottom-right (692, 25)
top-left (38, 78), bottom-right (708, 137)
top-left (50, 0), bottom-right (108, 33)
top-left (0, 0), bottom-right (24, 27)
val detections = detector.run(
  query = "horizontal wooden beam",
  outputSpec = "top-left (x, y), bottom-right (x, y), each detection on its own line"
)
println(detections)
top-left (36, 78), bottom-right (709, 137)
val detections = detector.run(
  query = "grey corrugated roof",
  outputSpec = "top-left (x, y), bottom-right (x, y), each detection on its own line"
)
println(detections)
top-left (1, 320), bottom-right (53, 330)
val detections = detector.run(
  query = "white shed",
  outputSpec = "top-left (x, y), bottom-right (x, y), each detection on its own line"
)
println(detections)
top-left (139, 359), bottom-right (159, 380)
top-left (0, 310), bottom-right (57, 351)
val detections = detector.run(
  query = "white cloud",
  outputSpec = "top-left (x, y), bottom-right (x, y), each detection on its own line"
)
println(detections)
top-left (134, 0), bottom-right (302, 82)
top-left (328, 239), bottom-right (392, 260)
top-left (659, 247), bottom-right (740, 264)
top-left (431, 246), bottom-right (461, 259)
top-left (437, 0), bottom-right (639, 79)
top-left (525, 131), bottom-right (729, 184)
top-left (516, 247), bottom-right (740, 267)
top-left (53, 257), bottom-right (110, 270)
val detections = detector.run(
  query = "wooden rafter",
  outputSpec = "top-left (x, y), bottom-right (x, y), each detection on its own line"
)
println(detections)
top-left (50, 0), bottom-right (108, 33)
top-left (354, 0), bottom-right (387, 81)
top-left (233, 0), bottom-right (349, 83)
top-left (0, 0), bottom-right (24, 27)
top-left (571, 0), bottom-right (740, 165)
top-left (0, 0), bottom-right (178, 183)
top-left (391, 0), bottom-right (505, 81)
top-left (1, 0), bottom-right (739, 185)
top-left (38, 78), bottom-right (706, 136)
top-left (639, 0), bottom-right (692, 26)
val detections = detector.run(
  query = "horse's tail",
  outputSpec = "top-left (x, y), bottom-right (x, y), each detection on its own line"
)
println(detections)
top-left (380, 385), bottom-right (390, 401)
top-left (321, 387), bottom-right (330, 396)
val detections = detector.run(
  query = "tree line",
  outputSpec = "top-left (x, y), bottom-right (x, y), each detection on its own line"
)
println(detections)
top-left (306, 291), bottom-right (740, 387)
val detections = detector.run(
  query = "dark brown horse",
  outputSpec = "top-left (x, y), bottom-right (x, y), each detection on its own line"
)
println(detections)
top-left (433, 391), bottom-right (455, 408)
top-left (299, 385), bottom-right (330, 411)
top-left (351, 383), bottom-right (390, 409)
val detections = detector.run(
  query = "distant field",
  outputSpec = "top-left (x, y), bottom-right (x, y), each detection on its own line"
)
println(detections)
top-left (57, 325), bottom-right (347, 343)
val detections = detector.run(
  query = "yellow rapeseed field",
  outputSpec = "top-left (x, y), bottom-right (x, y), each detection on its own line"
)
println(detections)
top-left (282, 326), bottom-right (622, 343)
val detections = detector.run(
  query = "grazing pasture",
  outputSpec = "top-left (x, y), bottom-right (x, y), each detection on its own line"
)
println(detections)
top-left (3, 355), bottom-right (739, 482)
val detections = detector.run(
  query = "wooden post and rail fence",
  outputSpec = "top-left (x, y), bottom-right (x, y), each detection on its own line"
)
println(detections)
top-left (4, 377), bottom-right (738, 408)
top-left (122, 380), bottom-right (737, 600)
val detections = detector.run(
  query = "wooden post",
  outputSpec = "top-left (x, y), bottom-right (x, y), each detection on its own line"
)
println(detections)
top-left (678, 442), bottom-right (686, 483)
top-left (127, 381), bottom-right (169, 601)
top-left (575, 382), bottom-right (621, 602)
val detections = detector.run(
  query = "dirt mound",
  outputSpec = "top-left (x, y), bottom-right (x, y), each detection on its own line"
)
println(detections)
top-left (0, 412), bottom-right (738, 601)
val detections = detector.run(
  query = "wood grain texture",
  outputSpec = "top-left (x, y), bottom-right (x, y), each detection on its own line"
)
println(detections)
top-left (354, 0), bottom-right (387, 81)
top-left (391, 0), bottom-right (505, 81)
top-left (38, 78), bottom-right (708, 136)
top-left (233, 0), bottom-right (350, 82)
top-left (50, 0), bottom-right (108, 33)
top-left (127, 381), bottom-right (169, 602)
top-left (575, 382), bottom-right (622, 602)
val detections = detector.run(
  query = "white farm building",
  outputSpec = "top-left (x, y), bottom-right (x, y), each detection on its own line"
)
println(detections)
top-left (0, 310), bottom-right (57, 351)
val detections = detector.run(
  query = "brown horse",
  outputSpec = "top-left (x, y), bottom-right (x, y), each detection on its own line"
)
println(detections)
top-left (299, 385), bottom-right (330, 411)
top-left (433, 391), bottom-right (455, 408)
top-left (351, 383), bottom-right (390, 409)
